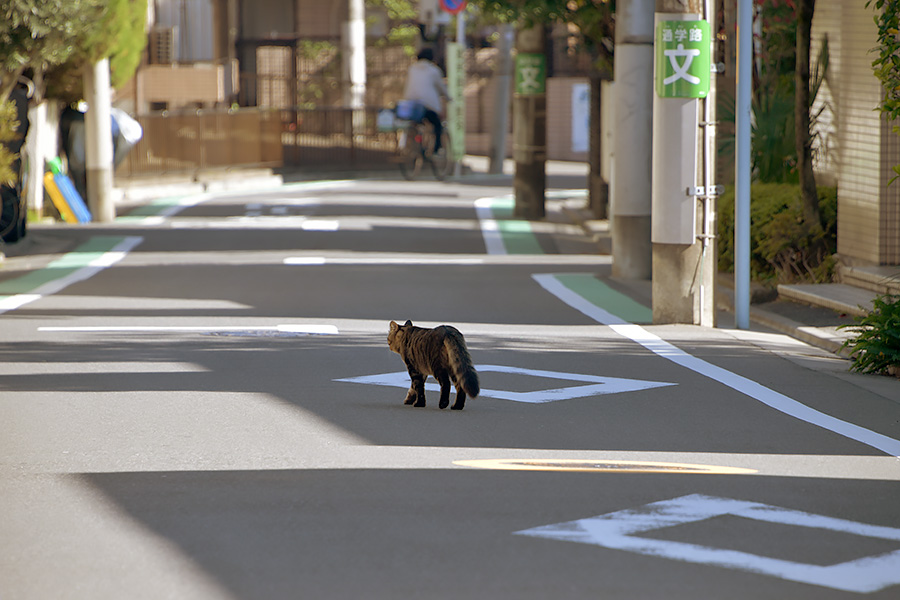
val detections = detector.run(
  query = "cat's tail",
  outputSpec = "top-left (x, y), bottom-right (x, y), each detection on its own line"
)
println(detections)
top-left (445, 332), bottom-right (480, 398)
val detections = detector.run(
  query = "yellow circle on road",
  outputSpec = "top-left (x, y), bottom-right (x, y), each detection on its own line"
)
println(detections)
top-left (454, 459), bottom-right (758, 475)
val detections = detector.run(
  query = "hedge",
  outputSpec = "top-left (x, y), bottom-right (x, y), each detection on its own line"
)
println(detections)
top-left (717, 183), bottom-right (837, 284)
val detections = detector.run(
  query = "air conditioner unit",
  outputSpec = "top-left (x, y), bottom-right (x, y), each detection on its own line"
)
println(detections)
top-left (149, 26), bottom-right (178, 64)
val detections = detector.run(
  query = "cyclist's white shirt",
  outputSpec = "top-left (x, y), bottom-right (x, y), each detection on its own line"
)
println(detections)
top-left (402, 60), bottom-right (449, 114)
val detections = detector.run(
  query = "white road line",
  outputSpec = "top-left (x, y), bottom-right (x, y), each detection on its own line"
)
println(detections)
top-left (285, 256), bottom-right (485, 266)
top-left (167, 217), bottom-right (339, 230)
top-left (336, 364), bottom-right (675, 404)
top-left (284, 254), bottom-right (607, 266)
top-left (37, 324), bottom-right (339, 335)
top-left (516, 494), bottom-right (900, 593)
top-left (0, 237), bottom-right (143, 315)
top-left (613, 324), bottom-right (900, 457)
top-left (474, 196), bottom-right (506, 255)
top-left (474, 195), bottom-right (900, 458)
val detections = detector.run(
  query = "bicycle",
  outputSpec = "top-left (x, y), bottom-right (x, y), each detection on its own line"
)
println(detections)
top-left (393, 104), bottom-right (453, 181)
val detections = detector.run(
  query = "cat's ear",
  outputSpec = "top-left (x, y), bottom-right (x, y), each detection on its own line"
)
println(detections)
top-left (404, 320), bottom-right (413, 327)
top-left (389, 320), bottom-right (399, 332)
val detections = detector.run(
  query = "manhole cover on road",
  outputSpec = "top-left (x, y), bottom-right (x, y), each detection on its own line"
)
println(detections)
top-left (454, 459), bottom-right (758, 475)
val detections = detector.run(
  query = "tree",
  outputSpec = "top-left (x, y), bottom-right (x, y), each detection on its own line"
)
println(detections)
top-left (0, 0), bottom-right (105, 186)
top-left (474, 1), bottom-right (614, 76)
top-left (0, 0), bottom-right (104, 103)
top-left (867, 0), bottom-right (900, 183)
top-left (795, 0), bottom-right (819, 226)
top-left (45, 0), bottom-right (148, 104)
top-left (471, 0), bottom-right (615, 216)
top-left (0, 0), bottom-right (146, 217)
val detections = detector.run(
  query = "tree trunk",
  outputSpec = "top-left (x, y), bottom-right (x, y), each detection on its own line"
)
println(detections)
top-left (513, 24), bottom-right (547, 220)
top-left (796, 0), bottom-right (820, 226)
top-left (589, 74), bottom-right (608, 219)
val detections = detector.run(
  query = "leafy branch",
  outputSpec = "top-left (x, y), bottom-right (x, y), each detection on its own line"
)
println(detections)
top-left (866, 0), bottom-right (900, 182)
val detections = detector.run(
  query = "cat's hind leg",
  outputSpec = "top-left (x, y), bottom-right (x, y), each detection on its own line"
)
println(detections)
top-left (437, 372), bottom-right (452, 409)
top-left (451, 390), bottom-right (467, 411)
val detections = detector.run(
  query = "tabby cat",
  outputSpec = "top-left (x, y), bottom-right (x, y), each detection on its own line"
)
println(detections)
top-left (387, 320), bottom-right (480, 410)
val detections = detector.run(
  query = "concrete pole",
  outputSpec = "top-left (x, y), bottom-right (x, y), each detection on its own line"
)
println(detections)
top-left (650, 0), bottom-right (713, 325)
top-left (453, 11), bottom-right (466, 178)
top-left (512, 24), bottom-right (546, 220)
top-left (735, 0), bottom-right (752, 329)
top-left (489, 24), bottom-right (513, 175)
top-left (612, 0), bottom-right (654, 279)
top-left (588, 74), bottom-right (609, 219)
top-left (83, 58), bottom-right (115, 223)
top-left (344, 0), bottom-right (366, 128)
top-left (698, 0), bottom-right (718, 328)
top-left (25, 100), bottom-right (47, 216)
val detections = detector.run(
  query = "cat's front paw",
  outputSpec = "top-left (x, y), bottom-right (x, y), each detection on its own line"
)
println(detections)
top-left (413, 399), bottom-right (426, 408)
top-left (439, 398), bottom-right (449, 409)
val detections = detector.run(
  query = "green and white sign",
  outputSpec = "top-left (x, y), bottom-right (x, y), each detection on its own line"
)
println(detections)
top-left (655, 20), bottom-right (710, 98)
top-left (515, 53), bottom-right (546, 96)
top-left (446, 42), bottom-right (466, 163)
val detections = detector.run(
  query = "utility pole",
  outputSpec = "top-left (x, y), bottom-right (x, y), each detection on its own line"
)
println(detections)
top-left (83, 58), bottom-right (115, 223)
top-left (588, 73), bottom-right (609, 219)
top-left (512, 24), bottom-right (547, 220)
top-left (343, 0), bottom-right (366, 128)
top-left (735, 0), bottom-right (752, 329)
top-left (489, 23), bottom-right (513, 175)
top-left (650, 0), bottom-right (717, 325)
top-left (612, 0), bottom-right (654, 279)
top-left (25, 70), bottom-right (47, 217)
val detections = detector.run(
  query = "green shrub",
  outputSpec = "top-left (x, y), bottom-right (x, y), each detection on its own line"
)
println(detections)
top-left (839, 294), bottom-right (900, 376)
top-left (0, 99), bottom-right (20, 187)
top-left (718, 183), bottom-right (837, 283)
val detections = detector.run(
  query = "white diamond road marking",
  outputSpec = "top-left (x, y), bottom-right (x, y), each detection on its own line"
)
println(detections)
top-left (335, 364), bottom-right (675, 403)
top-left (515, 494), bottom-right (900, 593)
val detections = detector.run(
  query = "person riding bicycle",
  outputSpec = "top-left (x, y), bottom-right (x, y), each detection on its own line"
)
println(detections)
top-left (401, 47), bottom-right (449, 155)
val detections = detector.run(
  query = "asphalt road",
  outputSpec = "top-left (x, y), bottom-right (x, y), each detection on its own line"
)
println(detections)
top-left (2, 177), bottom-right (899, 599)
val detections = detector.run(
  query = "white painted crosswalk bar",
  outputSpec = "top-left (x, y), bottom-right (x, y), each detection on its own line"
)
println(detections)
top-left (38, 324), bottom-right (339, 335)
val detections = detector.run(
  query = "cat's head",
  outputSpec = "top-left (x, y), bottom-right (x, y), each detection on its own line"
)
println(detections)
top-left (387, 320), bottom-right (414, 352)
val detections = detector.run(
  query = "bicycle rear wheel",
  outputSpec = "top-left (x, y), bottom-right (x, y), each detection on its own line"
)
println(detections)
top-left (429, 130), bottom-right (453, 180)
top-left (398, 126), bottom-right (424, 180)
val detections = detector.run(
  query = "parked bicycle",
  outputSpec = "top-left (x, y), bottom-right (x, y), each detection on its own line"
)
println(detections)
top-left (392, 101), bottom-right (453, 181)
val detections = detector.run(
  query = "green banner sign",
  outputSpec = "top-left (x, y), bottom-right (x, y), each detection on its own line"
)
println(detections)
top-left (515, 53), bottom-right (546, 96)
top-left (446, 42), bottom-right (466, 163)
top-left (655, 20), bottom-right (710, 99)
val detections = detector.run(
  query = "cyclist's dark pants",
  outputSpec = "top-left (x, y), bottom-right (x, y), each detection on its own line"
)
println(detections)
top-left (423, 109), bottom-right (442, 153)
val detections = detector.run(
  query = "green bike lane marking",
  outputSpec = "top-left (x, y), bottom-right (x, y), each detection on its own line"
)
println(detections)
top-left (476, 193), bottom-right (651, 324)
top-left (0, 236), bottom-right (143, 315)
top-left (1, 180), bottom-right (357, 313)
top-left (552, 273), bottom-right (652, 324)
top-left (116, 196), bottom-right (186, 221)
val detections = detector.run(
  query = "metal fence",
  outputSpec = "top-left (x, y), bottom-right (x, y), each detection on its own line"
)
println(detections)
top-left (280, 106), bottom-right (399, 170)
top-left (116, 106), bottom-right (400, 179)
top-left (116, 38), bottom-right (595, 180)
top-left (116, 108), bottom-right (283, 178)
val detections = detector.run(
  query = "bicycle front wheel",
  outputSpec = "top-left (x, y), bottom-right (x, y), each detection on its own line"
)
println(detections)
top-left (398, 127), bottom-right (424, 180)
